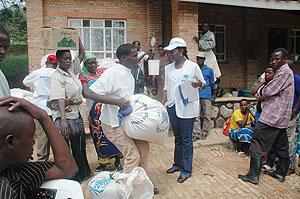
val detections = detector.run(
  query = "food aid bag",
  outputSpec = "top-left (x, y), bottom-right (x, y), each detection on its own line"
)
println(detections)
top-left (89, 167), bottom-right (154, 199)
top-left (121, 94), bottom-right (169, 145)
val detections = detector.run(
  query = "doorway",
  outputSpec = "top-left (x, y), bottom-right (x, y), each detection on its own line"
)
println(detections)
top-left (268, 28), bottom-right (288, 57)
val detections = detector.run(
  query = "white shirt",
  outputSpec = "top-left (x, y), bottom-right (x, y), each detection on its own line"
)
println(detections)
top-left (138, 51), bottom-right (149, 73)
top-left (164, 60), bottom-right (205, 118)
top-left (90, 63), bottom-right (134, 128)
top-left (0, 68), bottom-right (10, 98)
top-left (23, 67), bottom-right (56, 115)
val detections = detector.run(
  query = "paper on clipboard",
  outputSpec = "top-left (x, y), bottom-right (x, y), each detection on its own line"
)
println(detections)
top-left (179, 80), bottom-right (199, 103)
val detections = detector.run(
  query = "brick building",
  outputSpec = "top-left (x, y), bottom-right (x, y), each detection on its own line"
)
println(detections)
top-left (26, 0), bottom-right (300, 88)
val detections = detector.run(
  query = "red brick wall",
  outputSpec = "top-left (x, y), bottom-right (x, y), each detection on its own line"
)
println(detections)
top-left (26, 0), bottom-right (44, 69)
top-left (178, 1), bottom-right (199, 63)
top-left (27, 0), bottom-right (163, 70)
top-left (198, 3), bottom-right (300, 89)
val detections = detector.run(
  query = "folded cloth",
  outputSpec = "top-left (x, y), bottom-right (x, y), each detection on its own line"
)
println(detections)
top-left (178, 85), bottom-right (189, 106)
top-left (118, 105), bottom-right (133, 124)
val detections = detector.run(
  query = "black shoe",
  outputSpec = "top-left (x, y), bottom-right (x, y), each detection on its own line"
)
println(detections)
top-left (268, 172), bottom-right (285, 182)
top-left (238, 157), bottom-right (262, 185)
top-left (166, 167), bottom-right (180, 174)
top-left (238, 173), bottom-right (259, 184)
top-left (177, 175), bottom-right (190, 183)
top-left (267, 157), bottom-right (289, 182)
top-left (154, 187), bottom-right (159, 195)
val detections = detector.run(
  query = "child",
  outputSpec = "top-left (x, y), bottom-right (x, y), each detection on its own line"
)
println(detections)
top-left (252, 66), bottom-right (275, 121)
top-left (0, 26), bottom-right (11, 98)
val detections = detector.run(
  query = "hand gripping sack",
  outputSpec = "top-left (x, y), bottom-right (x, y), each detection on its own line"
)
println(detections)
top-left (89, 167), bottom-right (154, 199)
top-left (121, 94), bottom-right (169, 145)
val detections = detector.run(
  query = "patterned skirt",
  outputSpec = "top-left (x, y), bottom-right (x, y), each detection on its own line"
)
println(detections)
top-left (89, 102), bottom-right (122, 158)
top-left (229, 127), bottom-right (253, 143)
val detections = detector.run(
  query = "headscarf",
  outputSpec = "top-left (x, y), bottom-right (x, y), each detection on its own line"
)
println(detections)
top-left (82, 52), bottom-right (97, 75)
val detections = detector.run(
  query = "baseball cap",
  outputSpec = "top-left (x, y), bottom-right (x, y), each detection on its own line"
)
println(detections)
top-left (46, 55), bottom-right (58, 64)
top-left (164, 37), bottom-right (186, 51)
top-left (196, 52), bottom-right (206, 58)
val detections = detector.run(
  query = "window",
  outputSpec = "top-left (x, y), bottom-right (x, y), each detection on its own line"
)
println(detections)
top-left (199, 24), bottom-right (226, 62)
top-left (68, 19), bottom-right (126, 59)
top-left (291, 29), bottom-right (300, 62)
top-left (210, 25), bottom-right (226, 62)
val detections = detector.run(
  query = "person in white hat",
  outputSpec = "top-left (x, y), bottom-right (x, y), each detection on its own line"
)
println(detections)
top-left (162, 37), bottom-right (206, 183)
top-left (192, 52), bottom-right (215, 141)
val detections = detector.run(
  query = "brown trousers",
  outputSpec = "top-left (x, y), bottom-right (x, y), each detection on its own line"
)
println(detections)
top-left (102, 123), bottom-right (150, 173)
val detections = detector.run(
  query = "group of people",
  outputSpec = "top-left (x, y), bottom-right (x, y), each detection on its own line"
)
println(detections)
top-left (0, 19), bottom-right (224, 197)
top-left (1, 18), bottom-right (297, 198)
top-left (226, 48), bottom-right (299, 184)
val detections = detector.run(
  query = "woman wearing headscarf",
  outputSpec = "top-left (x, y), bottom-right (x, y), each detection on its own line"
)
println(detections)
top-left (49, 37), bottom-right (92, 182)
top-left (79, 53), bottom-right (122, 172)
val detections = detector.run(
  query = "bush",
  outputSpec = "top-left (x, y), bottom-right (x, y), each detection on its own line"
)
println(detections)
top-left (0, 52), bottom-right (28, 88)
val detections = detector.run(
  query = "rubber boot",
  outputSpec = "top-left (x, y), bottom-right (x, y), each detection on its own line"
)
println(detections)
top-left (238, 157), bottom-right (262, 184)
top-left (268, 157), bottom-right (289, 182)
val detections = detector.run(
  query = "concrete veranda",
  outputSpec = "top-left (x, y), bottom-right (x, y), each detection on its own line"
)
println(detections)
top-left (81, 130), bottom-right (300, 199)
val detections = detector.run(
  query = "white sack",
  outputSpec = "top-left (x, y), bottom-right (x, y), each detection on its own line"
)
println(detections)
top-left (89, 167), bottom-right (154, 199)
top-left (121, 94), bottom-right (169, 145)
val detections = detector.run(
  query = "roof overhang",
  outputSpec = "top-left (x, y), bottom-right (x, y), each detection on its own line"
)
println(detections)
top-left (180, 0), bottom-right (300, 10)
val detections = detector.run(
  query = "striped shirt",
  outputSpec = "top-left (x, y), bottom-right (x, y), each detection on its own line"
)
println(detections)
top-left (260, 64), bottom-right (294, 129)
top-left (0, 162), bottom-right (53, 199)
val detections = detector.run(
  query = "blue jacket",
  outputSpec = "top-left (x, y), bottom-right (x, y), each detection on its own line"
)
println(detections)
top-left (199, 65), bottom-right (215, 100)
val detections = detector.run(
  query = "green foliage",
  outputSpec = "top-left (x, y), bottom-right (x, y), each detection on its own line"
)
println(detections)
top-left (0, 50), bottom-right (28, 88)
top-left (0, 4), bottom-right (27, 45)
top-left (0, 52), bottom-right (28, 76)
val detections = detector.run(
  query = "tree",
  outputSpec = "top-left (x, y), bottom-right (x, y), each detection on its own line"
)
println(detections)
top-left (0, 0), bottom-right (26, 45)
top-left (0, 0), bottom-right (25, 9)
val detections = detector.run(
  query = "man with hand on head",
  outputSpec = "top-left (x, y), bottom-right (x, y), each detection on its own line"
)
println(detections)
top-left (0, 97), bottom-right (77, 199)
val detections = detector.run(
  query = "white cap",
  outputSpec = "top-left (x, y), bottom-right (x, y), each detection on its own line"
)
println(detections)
top-left (196, 51), bottom-right (206, 58)
top-left (164, 37), bottom-right (186, 51)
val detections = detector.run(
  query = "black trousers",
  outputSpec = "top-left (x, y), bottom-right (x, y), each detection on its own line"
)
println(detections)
top-left (250, 122), bottom-right (289, 159)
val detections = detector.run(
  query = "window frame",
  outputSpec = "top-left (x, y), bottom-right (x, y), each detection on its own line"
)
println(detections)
top-left (210, 24), bottom-right (227, 63)
top-left (68, 18), bottom-right (127, 59)
top-left (291, 29), bottom-right (300, 62)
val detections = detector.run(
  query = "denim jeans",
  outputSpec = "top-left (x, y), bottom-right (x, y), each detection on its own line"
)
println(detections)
top-left (167, 105), bottom-right (195, 177)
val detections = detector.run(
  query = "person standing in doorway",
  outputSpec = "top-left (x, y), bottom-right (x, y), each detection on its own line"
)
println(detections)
top-left (193, 22), bottom-right (221, 99)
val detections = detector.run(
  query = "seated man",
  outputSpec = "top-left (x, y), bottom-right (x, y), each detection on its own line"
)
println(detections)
top-left (229, 99), bottom-right (255, 155)
top-left (0, 97), bottom-right (77, 199)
